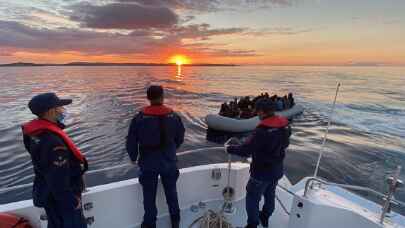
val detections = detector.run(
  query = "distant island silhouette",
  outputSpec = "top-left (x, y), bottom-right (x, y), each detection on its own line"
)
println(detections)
top-left (0, 62), bottom-right (237, 67)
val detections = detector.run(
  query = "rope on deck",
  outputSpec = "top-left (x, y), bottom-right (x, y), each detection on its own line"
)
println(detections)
top-left (188, 210), bottom-right (232, 228)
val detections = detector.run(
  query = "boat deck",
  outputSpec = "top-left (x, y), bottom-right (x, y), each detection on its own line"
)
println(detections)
top-left (145, 182), bottom-right (293, 228)
top-left (1, 163), bottom-right (405, 228)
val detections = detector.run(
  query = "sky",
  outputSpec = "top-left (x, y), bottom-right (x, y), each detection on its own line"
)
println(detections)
top-left (0, 0), bottom-right (404, 65)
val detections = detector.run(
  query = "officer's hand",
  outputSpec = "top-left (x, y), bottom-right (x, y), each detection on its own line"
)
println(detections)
top-left (81, 157), bottom-right (89, 174)
top-left (75, 196), bottom-right (82, 210)
top-left (224, 137), bottom-right (241, 153)
top-left (225, 137), bottom-right (241, 147)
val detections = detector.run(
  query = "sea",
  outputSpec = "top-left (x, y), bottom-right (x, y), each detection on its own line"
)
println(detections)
top-left (0, 65), bottom-right (404, 208)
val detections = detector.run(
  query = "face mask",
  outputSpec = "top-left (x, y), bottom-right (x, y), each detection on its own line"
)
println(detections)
top-left (56, 110), bottom-right (67, 124)
top-left (257, 111), bottom-right (265, 120)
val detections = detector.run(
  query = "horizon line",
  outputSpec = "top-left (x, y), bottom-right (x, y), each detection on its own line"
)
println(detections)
top-left (1, 61), bottom-right (404, 67)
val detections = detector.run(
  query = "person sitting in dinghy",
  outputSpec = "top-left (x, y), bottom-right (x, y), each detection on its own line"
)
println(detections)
top-left (225, 98), bottom-right (291, 228)
top-left (239, 96), bottom-right (255, 119)
top-left (288, 92), bottom-right (295, 107)
top-left (22, 93), bottom-right (88, 228)
top-left (282, 95), bottom-right (290, 109)
top-left (219, 102), bottom-right (234, 118)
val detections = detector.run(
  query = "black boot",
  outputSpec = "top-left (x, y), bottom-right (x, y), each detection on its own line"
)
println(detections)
top-left (259, 211), bottom-right (270, 227)
top-left (244, 224), bottom-right (257, 228)
top-left (141, 222), bottom-right (156, 228)
top-left (171, 220), bottom-right (179, 228)
top-left (171, 214), bottom-right (180, 228)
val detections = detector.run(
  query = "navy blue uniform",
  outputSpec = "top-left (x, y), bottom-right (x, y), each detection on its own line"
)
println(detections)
top-left (23, 127), bottom-right (87, 228)
top-left (126, 105), bottom-right (185, 227)
top-left (227, 115), bottom-right (291, 227)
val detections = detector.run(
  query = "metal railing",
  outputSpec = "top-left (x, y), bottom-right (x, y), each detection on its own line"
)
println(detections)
top-left (304, 178), bottom-right (405, 207)
top-left (277, 183), bottom-right (296, 197)
top-left (0, 163), bottom-right (134, 193)
top-left (303, 176), bottom-right (405, 224)
top-left (0, 147), bottom-right (224, 194)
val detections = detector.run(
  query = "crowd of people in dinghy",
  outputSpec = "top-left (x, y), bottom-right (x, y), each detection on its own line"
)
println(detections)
top-left (219, 92), bottom-right (295, 119)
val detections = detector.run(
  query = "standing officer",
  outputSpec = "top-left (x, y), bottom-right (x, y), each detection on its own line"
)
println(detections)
top-left (226, 98), bottom-right (291, 228)
top-left (126, 85), bottom-right (185, 228)
top-left (22, 93), bottom-right (88, 228)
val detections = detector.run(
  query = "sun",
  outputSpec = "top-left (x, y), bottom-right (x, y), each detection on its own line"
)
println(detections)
top-left (169, 55), bottom-right (190, 66)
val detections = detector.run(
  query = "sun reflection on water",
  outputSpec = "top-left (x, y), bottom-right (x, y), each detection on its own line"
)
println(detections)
top-left (175, 64), bottom-right (183, 81)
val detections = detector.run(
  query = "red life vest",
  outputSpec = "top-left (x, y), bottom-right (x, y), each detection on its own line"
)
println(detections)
top-left (258, 115), bottom-right (289, 128)
top-left (0, 213), bottom-right (32, 228)
top-left (138, 105), bottom-right (174, 151)
top-left (22, 119), bottom-right (85, 163)
top-left (142, 105), bottom-right (173, 116)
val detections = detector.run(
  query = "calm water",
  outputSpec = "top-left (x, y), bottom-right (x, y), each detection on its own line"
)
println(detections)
top-left (0, 66), bottom-right (404, 206)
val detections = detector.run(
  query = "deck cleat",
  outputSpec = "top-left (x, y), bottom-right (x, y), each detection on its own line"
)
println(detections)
top-left (222, 201), bottom-right (236, 215)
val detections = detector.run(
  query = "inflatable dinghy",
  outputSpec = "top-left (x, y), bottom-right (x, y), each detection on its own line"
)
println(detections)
top-left (206, 104), bottom-right (304, 133)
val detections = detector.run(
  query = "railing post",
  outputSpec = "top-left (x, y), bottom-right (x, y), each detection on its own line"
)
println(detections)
top-left (380, 166), bottom-right (403, 224)
top-left (304, 178), bottom-right (321, 197)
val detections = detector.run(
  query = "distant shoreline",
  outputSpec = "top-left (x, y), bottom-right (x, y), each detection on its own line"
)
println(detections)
top-left (0, 62), bottom-right (403, 67)
top-left (0, 62), bottom-right (238, 67)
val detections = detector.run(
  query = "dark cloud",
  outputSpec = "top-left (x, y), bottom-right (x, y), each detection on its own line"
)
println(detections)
top-left (180, 15), bottom-right (196, 23)
top-left (68, 2), bottom-right (178, 29)
top-left (0, 20), bottom-right (163, 54)
top-left (169, 23), bottom-right (246, 40)
top-left (117, 0), bottom-right (220, 11)
top-left (192, 47), bottom-right (258, 57)
top-left (227, 0), bottom-right (295, 8)
top-left (0, 20), bottom-right (257, 58)
top-left (117, 0), bottom-right (294, 11)
top-left (249, 27), bottom-right (314, 36)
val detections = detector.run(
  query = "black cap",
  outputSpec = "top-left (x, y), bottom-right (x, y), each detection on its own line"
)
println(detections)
top-left (28, 93), bottom-right (72, 116)
top-left (255, 98), bottom-right (276, 113)
top-left (147, 85), bottom-right (164, 100)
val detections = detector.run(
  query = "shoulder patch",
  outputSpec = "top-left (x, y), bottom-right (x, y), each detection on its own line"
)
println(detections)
top-left (53, 155), bottom-right (68, 167)
top-left (32, 137), bottom-right (41, 144)
top-left (53, 145), bottom-right (68, 151)
top-left (267, 128), bottom-right (278, 133)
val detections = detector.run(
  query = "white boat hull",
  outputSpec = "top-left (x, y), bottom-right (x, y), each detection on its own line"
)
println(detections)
top-left (1, 162), bottom-right (404, 228)
top-left (206, 104), bottom-right (304, 133)
top-left (0, 163), bottom-right (292, 228)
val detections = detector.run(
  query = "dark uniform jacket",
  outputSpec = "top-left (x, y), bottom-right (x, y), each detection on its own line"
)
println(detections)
top-left (227, 115), bottom-right (291, 181)
top-left (126, 105), bottom-right (185, 172)
top-left (22, 119), bottom-right (87, 210)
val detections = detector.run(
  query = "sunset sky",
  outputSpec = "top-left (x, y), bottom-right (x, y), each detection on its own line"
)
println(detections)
top-left (0, 0), bottom-right (404, 65)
